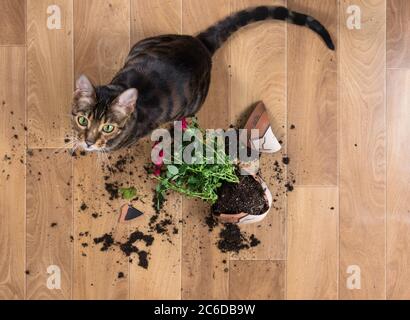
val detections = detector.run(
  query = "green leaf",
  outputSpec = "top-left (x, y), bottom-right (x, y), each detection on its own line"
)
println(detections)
top-left (119, 187), bottom-right (138, 201)
top-left (187, 176), bottom-right (198, 185)
top-left (167, 165), bottom-right (179, 176)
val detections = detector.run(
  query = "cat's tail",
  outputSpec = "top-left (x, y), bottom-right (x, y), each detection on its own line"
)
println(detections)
top-left (196, 6), bottom-right (335, 55)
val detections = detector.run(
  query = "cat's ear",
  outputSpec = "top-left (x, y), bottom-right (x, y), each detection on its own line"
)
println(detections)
top-left (111, 88), bottom-right (138, 117)
top-left (75, 74), bottom-right (94, 96)
top-left (73, 75), bottom-right (96, 111)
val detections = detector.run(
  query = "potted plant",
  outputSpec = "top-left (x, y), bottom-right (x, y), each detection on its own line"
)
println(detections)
top-left (151, 112), bottom-right (274, 225)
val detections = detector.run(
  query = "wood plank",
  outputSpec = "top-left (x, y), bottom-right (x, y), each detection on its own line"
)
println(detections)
top-left (339, 0), bottom-right (386, 300)
top-left (131, 0), bottom-right (181, 41)
top-left (229, 261), bottom-right (285, 300)
top-left (0, 0), bottom-right (25, 45)
top-left (26, 149), bottom-right (72, 299)
top-left (181, 0), bottom-right (231, 299)
top-left (387, 0), bottom-right (410, 68)
top-left (288, 0), bottom-right (338, 186)
top-left (74, 0), bottom-right (129, 85)
top-left (287, 187), bottom-right (338, 300)
top-left (72, 152), bottom-right (130, 299)
top-left (72, 0), bottom-right (130, 299)
top-left (386, 70), bottom-right (410, 299)
top-left (0, 47), bottom-right (25, 300)
top-left (27, 0), bottom-right (73, 148)
top-left (230, 0), bottom-right (286, 261)
top-left (130, 0), bottom-right (182, 299)
top-left (182, 0), bottom-right (231, 129)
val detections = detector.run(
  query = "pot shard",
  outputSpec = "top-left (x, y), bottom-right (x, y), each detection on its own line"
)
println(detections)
top-left (241, 101), bottom-right (281, 154)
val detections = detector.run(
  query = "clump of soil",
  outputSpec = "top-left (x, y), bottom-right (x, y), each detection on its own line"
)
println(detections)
top-left (137, 251), bottom-right (149, 269)
top-left (93, 233), bottom-right (114, 252)
top-left (285, 182), bottom-right (294, 192)
top-left (105, 182), bottom-right (119, 200)
top-left (121, 231), bottom-right (153, 252)
top-left (93, 230), bottom-right (154, 269)
top-left (154, 219), bottom-right (172, 234)
top-left (212, 175), bottom-right (268, 216)
top-left (217, 223), bottom-right (260, 253)
top-left (205, 213), bottom-right (218, 232)
top-left (146, 208), bottom-right (179, 244)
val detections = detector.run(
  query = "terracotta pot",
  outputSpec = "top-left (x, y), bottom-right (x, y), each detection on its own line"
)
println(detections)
top-left (240, 101), bottom-right (281, 154)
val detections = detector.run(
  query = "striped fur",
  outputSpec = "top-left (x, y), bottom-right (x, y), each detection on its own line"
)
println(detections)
top-left (197, 6), bottom-right (335, 54)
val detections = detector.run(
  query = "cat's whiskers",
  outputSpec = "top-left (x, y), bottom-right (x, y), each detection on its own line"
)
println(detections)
top-left (60, 138), bottom-right (78, 149)
top-left (100, 148), bottom-right (113, 170)
top-left (96, 151), bottom-right (103, 167)
top-left (52, 137), bottom-right (80, 155)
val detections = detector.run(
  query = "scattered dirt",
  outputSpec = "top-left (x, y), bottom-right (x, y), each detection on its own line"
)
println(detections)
top-left (217, 223), bottom-right (260, 253)
top-left (212, 175), bottom-right (269, 216)
top-left (154, 218), bottom-right (172, 234)
top-left (285, 182), bottom-right (294, 192)
top-left (75, 138), bottom-right (296, 275)
top-left (205, 213), bottom-right (218, 232)
top-left (137, 251), bottom-right (149, 269)
top-left (105, 182), bottom-right (120, 200)
top-left (93, 233), bottom-right (114, 252)
top-left (93, 229), bottom-right (154, 269)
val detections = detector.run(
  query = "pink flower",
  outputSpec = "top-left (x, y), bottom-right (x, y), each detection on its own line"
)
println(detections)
top-left (152, 141), bottom-right (164, 167)
top-left (181, 117), bottom-right (188, 131)
top-left (153, 167), bottom-right (162, 176)
top-left (155, 159), bottom-right (163, 167)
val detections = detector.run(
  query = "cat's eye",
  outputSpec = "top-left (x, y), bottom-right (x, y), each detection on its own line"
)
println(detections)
top-left (77, 116), bottom-right (88, 127)
top-left (102, 124), bottom-right (115, 133)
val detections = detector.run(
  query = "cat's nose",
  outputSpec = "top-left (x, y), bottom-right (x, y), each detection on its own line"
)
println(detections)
top-left (85, 140), bottom-right (94, 147)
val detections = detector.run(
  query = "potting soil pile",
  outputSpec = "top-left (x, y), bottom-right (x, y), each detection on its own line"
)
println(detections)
top-left (212, 175), bottom-right (269, 216)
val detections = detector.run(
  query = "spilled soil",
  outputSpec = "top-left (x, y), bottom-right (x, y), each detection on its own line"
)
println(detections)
top-left (205, 213), bottom-right (261, 254)
top-left (74, 148), bottom-right (181, 270)
top-left (217, 223), bottom-right (260, 253)
top-left (93, 230), bottom-right (153, 269)
top-left (212, 175), bottom-right (269, 216)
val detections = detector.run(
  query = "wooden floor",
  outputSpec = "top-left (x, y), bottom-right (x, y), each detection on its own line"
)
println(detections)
top-left (0, 0), bottom-right (409, 300)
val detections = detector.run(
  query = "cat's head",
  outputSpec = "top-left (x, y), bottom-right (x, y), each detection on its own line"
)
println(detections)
top-left (71, 75), bottom-right (138, 152)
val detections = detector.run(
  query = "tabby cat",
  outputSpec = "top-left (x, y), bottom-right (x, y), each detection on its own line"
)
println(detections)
top-left (72, 6), bottom-right (334, 152)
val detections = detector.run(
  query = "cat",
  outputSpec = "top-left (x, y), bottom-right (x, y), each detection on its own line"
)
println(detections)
top-left (72, 6), bottom-right (334, 152)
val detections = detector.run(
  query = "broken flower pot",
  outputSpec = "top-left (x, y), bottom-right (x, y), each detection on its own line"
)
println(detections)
top-left (212, 174), bottom-right (273, 225)
top-left (240, 101), bottom-right (281, 154)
